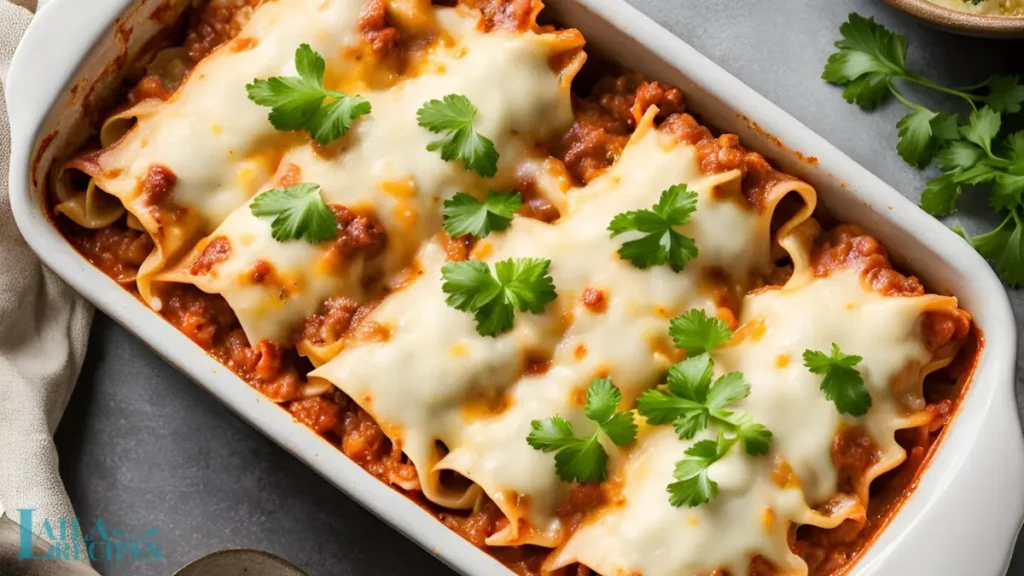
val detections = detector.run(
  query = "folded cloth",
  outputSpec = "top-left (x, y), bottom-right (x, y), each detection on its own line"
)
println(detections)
top-left (0, 0), bottom-right (94, 557)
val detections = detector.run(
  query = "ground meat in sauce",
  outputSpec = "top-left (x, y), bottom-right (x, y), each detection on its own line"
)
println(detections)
top-left (140, 164), bottom-right (178, 206)
top-left (127, 74), bottom-right (171, 105)
top-left (809, 224), bottom-right (925, 297)
top-left (189, 236), bottom-right (230, 275)
top-left (558, 75), bottom-right (670, 183)
top-left (831, 426), bottom-right (880, 495)
top-left (289, 395), bottom-right (342, 434)
top-left (68, 225), bottom-right (153, 284)
top-left (515, 177), bottom-right (561, 223)
top-left (184, 0), bottom-right (258, 62)
top-left (301, 297), bottom-right (361, 345)
top-left (580, 287), bottom-right (606, 313)
top-left (470, 0), bottom-right (534, 32)
top-left (323, 205), bottom-right (387, 265)
top-left (558, 74), bottom-right (784, 211)
top-left (159, 285), bottom-right (236, 350)
top-left (444, 233), bottom-right (474, 262)
top-left (359, 0), bottom-right (400, 57)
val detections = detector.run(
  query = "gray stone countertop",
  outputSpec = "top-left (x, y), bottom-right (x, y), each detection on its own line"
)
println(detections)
top-left (53, 1), bottom-right (1024, 575)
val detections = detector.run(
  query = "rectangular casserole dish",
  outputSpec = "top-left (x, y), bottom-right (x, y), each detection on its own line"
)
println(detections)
top-left (7, 1), bottom-right (1024, 574)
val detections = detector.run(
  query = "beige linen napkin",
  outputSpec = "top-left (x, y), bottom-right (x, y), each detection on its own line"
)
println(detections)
top-left (0, 0), bottom-right (94, 553)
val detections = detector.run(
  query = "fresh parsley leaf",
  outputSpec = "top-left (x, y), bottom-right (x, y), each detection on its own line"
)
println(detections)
top-left (585, 377), bottom-right (638, 446)
top-left (1006, 131), bottom-right (1024, 161)
top-left (495, 258), bottom-right (557, 314)
top-left (952, 225), bottom-right (968, 239)
top-left (527, 378), bottom-right (636, 483)
top-left (525, 415), bottom-right (576, 452)
top-left (930, 113), bottom-right (961, 141)
top-left (526, 416), bottom-right (607, 484)
top-left (920, 172), bottom-right (962, 217)
top-left (440, 257), bottom-right (556, 336)
top-left (442, 191), bottom-right (522, 238)
top-left (417, 94), bottom-right (499, 178)
top-left (246, 44), bottom-right (371, 145)
top-left (608, 185), bottom-right (698, 271)
top-left (669, 308), bottom-right (732, 355)
top-left (936, 140), bottom-right (984, 172)
top-left (896, 109), bottom-right (938, 168)
top-left (250, 183), bottom-right (337, 243)
top-left (802, 343), bottom-right (872, 417)
top-left (553, 437), bottom-right (607, 484)
top-left (665, 353), bottom-right (714, 400)
top-left (821, 13), bottom-right (908, 110)
top-left (667, 433), bottom-right (732, 508)
top-left (308, 95), bottom-right (372, 145)
top-left (735, 417), bottom-right (773, 456)
top-left (960, 107), bottom-right (1002, 157)
top-left (953, 163), bottom-right (1000, 186)
top-left (705, 371), bottom-right (750, 413)
top-left (991, 173), bottom-right (1024, 212)
top-left (983, 75), bottom-right (1024, 114)
top-left (441, 261), bottom-right (503, 311)
top-left (973, 209), bottom-right (1024, 287)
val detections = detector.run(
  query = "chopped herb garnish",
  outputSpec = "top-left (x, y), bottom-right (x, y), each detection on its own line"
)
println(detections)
top-left (417, 94), bottom-right (499, 178)
top-left (250, 183), bottom-right (337, 243)
top-left (802, 343), bottom-right (872, 417)
top-left (442, 191), bottom-right (522, 238)
top-left (527, 377), bottom-right (637, 483)
top-left (441, 257), bottom-right (556, 337)
top-left (246, 44), bottom-right (371, 145)
top-left (608, 185), bottom-right (698, 272)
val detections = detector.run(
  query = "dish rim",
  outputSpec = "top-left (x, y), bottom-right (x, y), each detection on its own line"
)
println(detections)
top-left (7, 0), bottom-right (1024, 574)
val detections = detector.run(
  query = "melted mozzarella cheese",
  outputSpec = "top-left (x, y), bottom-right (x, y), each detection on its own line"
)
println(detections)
top-left (548, 257), bottom-right (961, 576)
top-left (86, 0), bottom-right (368, 279)
top-left (160, 11), bottom-right (579, 344)
top-left (311, 124), bottom-right (792, 540)
top-left (548, 426), bottom-right (823, 576)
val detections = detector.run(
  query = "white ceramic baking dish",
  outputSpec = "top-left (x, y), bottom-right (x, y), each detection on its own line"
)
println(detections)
top-left (7, 1), bottom-right (1024, 574)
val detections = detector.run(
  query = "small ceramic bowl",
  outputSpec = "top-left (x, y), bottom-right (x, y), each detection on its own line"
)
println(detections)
top-left (883, 0), bottom-right (1024, 37)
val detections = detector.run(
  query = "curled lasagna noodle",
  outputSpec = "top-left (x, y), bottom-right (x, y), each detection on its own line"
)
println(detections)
top-left (311, 114), bottom-right (818, 545)
top-left (57, 0), bottom-right (406, 303)
top-left (157, 8), bottom-right (585, 345)
top-left (546, 224), bottom-right (967, 576)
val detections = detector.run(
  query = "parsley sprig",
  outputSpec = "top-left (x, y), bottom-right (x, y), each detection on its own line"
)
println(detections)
top-left (802, 343), bottom-right (872, 417)
top-left (527, 377), bottom-right (638, 483)
top-left (250, 183), bottom-right (337, 243)
top-left (636, 353), bottom-right (772, 455)
top-left (247, 45), bottom-right (371, 145)
top-left (637, 308), bottom-right (771, 507)
top-left (823, 14), bottom-right (1024, 285)
top-left (442, 191), bottom-right (522, 238)
top-left (441, 257), bottom-right (556, 337)
top-left (608, 185), bottom-right (699, 271)
top-left (417, 94), bottom-right (499, 178)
